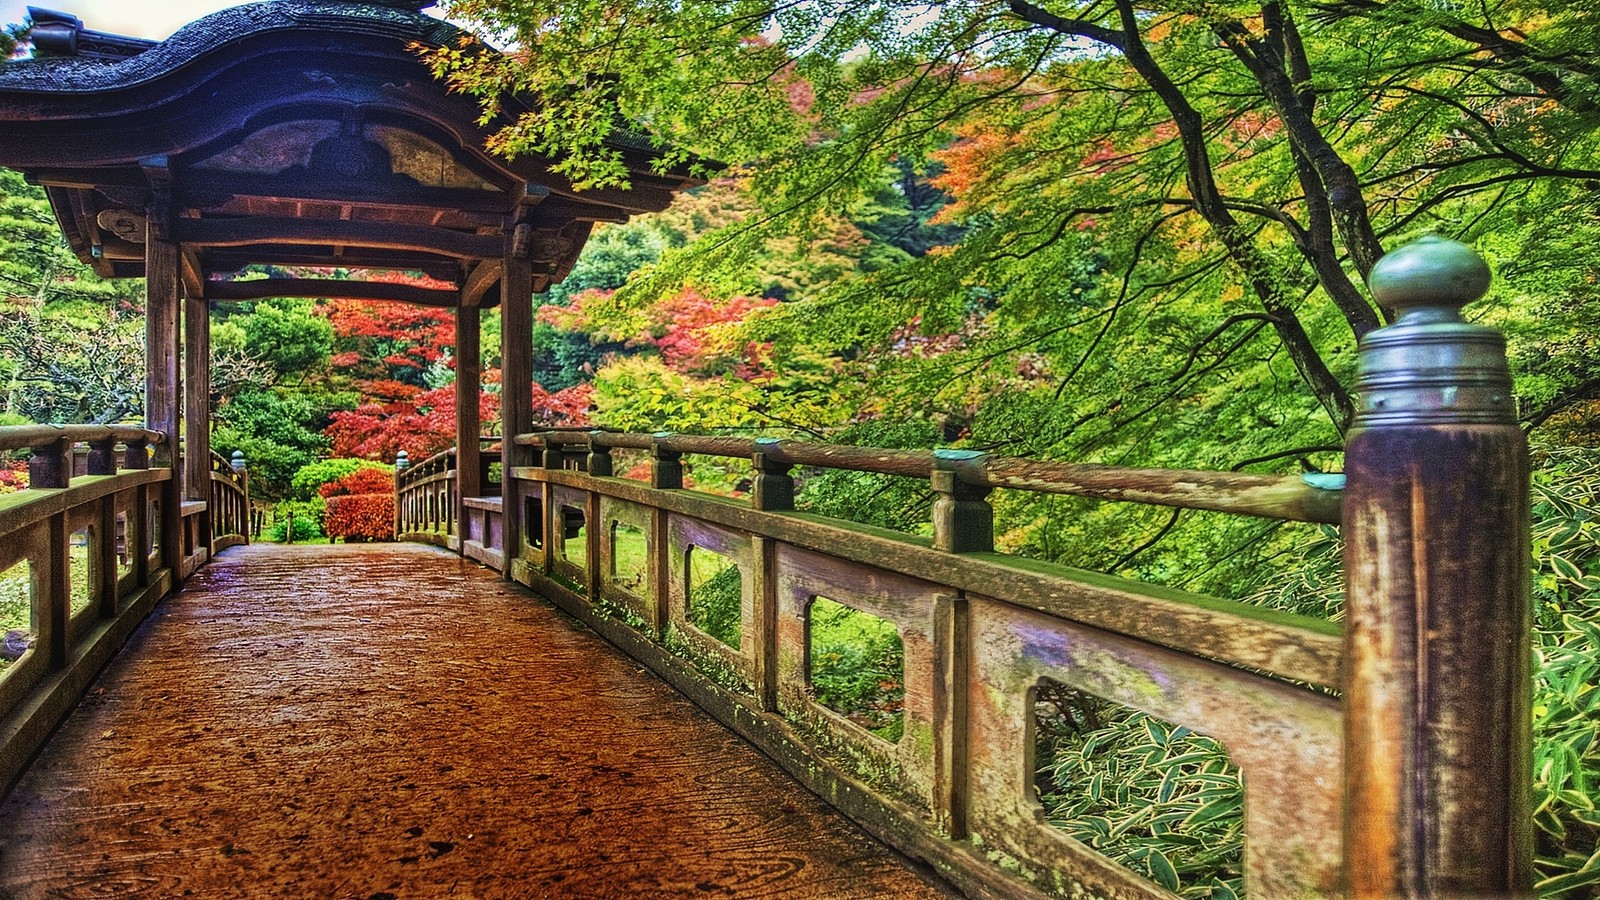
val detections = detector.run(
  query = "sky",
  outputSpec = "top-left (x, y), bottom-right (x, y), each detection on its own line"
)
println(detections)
top-left (1, 1), bottom-right (443, 41)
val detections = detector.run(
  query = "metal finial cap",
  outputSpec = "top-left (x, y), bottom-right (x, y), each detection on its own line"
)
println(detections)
top-left (1355, 236), bottom-right (1511, 427)
top-left (1367, 236), bottom-right (1491, 321)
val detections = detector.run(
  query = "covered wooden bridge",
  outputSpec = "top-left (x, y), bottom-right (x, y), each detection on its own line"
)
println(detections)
top-left (0, 2), bottom-right (1534, 898)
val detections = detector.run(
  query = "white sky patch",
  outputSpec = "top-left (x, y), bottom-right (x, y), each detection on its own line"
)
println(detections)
top-left (1, 0), bottom-right (445, 41)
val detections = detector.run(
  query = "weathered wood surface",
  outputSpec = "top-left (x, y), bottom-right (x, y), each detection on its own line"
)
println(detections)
top-left (0, 425), bottom-right (163, 452)
top-left (0, 543), bottom-right (948, 899)
top-left (527, 432), bottom-right (1340, 523)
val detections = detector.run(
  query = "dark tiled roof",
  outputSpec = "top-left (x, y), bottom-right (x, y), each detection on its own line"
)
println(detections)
top-left (0, 2), bottom-right (459, 93)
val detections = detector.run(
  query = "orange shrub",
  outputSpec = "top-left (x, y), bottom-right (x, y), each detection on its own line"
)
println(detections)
top-left (323, 493), bottom-right (394, 541)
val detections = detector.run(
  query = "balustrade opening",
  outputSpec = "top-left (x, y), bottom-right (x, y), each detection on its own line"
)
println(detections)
top-left (555, 505), bottom-right (588, 591)
top-left (806, 596), bottom-right (905, 743)
top-left (0, 559), bottom-right (32, 677)
top-left (1031, 678), bottom-right (1245, 898)
top-left (67, 527), bottom-right (92, 618)
top-left (685, 546), bottom-right (741, 649)
top-left (609, 522), bottom-right (648, 595)
top-left (523, 497), bottom-right (543, 551)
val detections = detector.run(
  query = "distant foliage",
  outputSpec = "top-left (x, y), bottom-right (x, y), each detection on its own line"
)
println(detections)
top-left (290, 458), bottom-right (391, 502)
top-left (0, 460), bottom-right (27, 494)
top-left (317, 465), bottom-right (395, 498)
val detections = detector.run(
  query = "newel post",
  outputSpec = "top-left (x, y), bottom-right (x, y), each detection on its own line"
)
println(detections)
top-left (1343, 236), bottom-right (1532, 896)
top-left (587, 431), bottom-right (614, 477)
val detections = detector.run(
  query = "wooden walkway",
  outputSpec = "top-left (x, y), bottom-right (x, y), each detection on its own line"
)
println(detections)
top-left (0, 544), bottom-right (949, 899)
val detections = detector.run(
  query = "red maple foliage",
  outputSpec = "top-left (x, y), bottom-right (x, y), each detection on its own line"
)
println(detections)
top-left (323, 373), bottom-right (595, 461)
top-left (320, 298), bottom-right (457, 370)
top-left (324, 494), bottom-right (395, 541)
top-left (320, 467), bottom-right (397, 541)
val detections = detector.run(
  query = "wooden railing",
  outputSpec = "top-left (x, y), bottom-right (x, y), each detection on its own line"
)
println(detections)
top-left (425, 428), bottom-right (1343, 898)
top-left (396, 446), bottom-right (456, 546)
top-left (0, 425), bottom-right (177, 791)
top-left (395, 240), bottom-right (1529, 897)
top-left (208, 450), bottom-right (249, 551)
top-left (395, 438), bottom-right (500, 552)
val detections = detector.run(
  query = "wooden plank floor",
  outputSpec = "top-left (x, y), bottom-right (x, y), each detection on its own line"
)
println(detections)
top-left (0, 543), bottom-right (950, 899)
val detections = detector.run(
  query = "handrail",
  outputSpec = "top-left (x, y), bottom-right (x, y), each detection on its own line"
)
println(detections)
top-left (515, 430), bottom-right (1342, 524)
top-left (0, 425), bottom-right (178, 793)
top-left (0, 424), bottom-right (164, 453)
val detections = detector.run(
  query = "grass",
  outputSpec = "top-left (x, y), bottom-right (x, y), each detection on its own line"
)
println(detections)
top-left (610, 521), bottom-right (649, 595)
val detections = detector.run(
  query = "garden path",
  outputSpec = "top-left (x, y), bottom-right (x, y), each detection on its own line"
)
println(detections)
top-left (0, 543), bottom-right (948, 899)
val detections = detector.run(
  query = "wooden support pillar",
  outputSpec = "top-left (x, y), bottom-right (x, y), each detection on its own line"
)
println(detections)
top-left (1343, 237), bottom-right (1532, 897)
top-left (146, 237), bottom-right (182, 577)
top-left (184, 291), bottom-right (212, 551)
top-left (500, 253), bottom-right (535, 576)
top-left (455, 297), bottom-right (482, 545)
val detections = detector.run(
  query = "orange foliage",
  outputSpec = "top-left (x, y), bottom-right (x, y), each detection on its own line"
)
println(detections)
top-left (323, 494), bottom-right (395, 541)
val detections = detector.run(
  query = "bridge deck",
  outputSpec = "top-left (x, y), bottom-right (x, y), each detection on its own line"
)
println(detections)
top-left (0, 544), bottom-right (948, 899)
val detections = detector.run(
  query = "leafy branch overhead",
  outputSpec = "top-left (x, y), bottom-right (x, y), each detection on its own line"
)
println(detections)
top-left (431, 0), bottom-right (1600, 437)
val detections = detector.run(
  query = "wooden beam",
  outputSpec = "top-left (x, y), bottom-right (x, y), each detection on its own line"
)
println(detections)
top-left (173, 217), bottom-right (503, 259)
top-left (179, 247), bottom-right (206, 300)
top-left (183, 292), bottom-right (211, 517)
top-left (176, 171), bottom-right (516, 216)
top-left (202, 249), bottom-right (463, 282)
top-left (500, 254), bottom-right (535, 578)
top-left (461, 259), bottom-right (502, 309)
top-left (456, 299), bottom-right (482, 530)
top-left (146, 237), bottom-right (183, 578)
top-left (204, 278), bottom-right (459, 307)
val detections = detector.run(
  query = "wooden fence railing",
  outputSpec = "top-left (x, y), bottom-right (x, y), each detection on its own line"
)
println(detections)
top-left (463, 429), bottom-right (1345, 898)
top-left (209, 450), bottom-right (249, 551)
top-left (0, 425), bottom-right (177, 792)
top-left (395, 239), bottom-right (1532, 898)
top-left (395, 437), bottom-right (500, 555)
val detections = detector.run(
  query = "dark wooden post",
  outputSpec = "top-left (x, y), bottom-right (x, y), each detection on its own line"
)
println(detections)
top-left (1343, 236), bottom-right (1532, 896)
top-left (587, 432), bottom-right (614, 477)
top-left (184, 291), bottom-right (211, 552)
top-left (932, 450), bottom-right (994, 553)
top-left (651, 434), bottom-right (683, 490)
top-left (124, 436), bottom-right (150, 471)
top-left (86, 437), bottom-right (117, 475)
top-left (455, 297), bottom-right (481, 546)
top-left (500, 253), bottom-right (535, 575)
top-left (751, 438), bottom-right (795, 511)
top-left (147, 236), bottom-right (182, 576)
top-left (27, 439), bottom-right (70, 489)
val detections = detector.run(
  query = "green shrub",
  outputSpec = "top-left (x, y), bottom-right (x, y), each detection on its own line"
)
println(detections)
top-left (686, 552), bottom-right (741, 647)
top-left (290, 458), bottom-right (392, 501)
top-left (265, 500), bottom-right (325, 542)
top-left (808, 597), bottom-right (904, 742)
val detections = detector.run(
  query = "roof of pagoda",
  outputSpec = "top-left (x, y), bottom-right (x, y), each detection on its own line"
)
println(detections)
top-left (0, 1), bottom-right (699, 303)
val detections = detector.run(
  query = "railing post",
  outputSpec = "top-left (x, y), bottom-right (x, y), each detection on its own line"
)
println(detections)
top-left (394, 450), bottom-right (409, 538)
top-left (651, 433), bottom-right (683, 490)
top-left (86, 437), bottom-right (117, 475)
top-left (28, 438), bottom-right (71, 489)
top-left (587, 431), bottom-right (614, 477)
top-left (124, 436), bottom-right (150, 470)
top-left (44, 512), bottom-right (67, 669)
top-left (1343, 236), bottom-right (1531, 896)
top-left (931, 450), bottom-right (993, 553)
top-left (751, 439), bottom-right (794, 511)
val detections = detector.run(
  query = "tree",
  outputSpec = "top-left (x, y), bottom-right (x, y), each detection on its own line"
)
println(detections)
top-left (429, 0), bottom-right (1600, 437)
